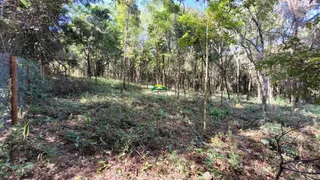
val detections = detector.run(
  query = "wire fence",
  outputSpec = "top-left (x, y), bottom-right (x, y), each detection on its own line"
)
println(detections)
top-left (0, 53), bottom-right (10, 128)
top-left (0, 54), bottom-right (43, 129)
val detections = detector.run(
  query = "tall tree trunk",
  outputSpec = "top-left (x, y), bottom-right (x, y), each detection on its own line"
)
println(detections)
top-left (224, 72), bottom-right (230, 100)
top-left (121, 16), bottom-right (129, 92)
top-left (177, 52), bottom-right (181, 98)
top-left (203, 20), bottom-right (209, 132)
top-left (167, 56), bottom-right (170, 88)
top-left (277, 84), bottom-right (281, 99)
top-left (221, 77), bottom-right (224, 106)
top-left (155, 51), bottom-right (160, 85)
top-left (87, 57), bottom-right (92, 78)
top-left (268, 76), bottom-right (272, 104)
top-left (183, 75), bottom-right (186, 96)
top-left (193, 54), bottom-right (197, 90)
top-left (84, 47), bottom-right (92, 78)
top-left (137, 58), bottom-right (141, 84)
top-left (162, 54), bottom-right (166, 86)
top-left (257, 73), bottom-right (261, 101)
top-left (236, 52), bottom-right (240, 101)
top-left (247, 63), bottom-right (252, 101)
top-left (201, 58), bottom-right (204, 92)
top-left (256, 69), bottom-right (269, 111)
top-left (261, 73), bottom-right (269, 111)
top-left (288, 79), bottom-right (292, 104)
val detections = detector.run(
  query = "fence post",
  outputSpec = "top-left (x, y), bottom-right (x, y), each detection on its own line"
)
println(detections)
top-left (10, 56), bottom-right (18, 125)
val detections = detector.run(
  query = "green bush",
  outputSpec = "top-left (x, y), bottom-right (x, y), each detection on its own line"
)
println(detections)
top-left (210, 107), bottom-right (229, 120)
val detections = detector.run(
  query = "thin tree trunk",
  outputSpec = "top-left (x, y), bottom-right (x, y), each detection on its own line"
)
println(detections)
top-left (256, 71), bottom-right (261, 100)
top-left (247, 64), bottom-right (252, 101)
top-left (288, 79), bottom-right (292, 104)
top-left (261, 73), bottom-right (269, 111)
top-left (236, 53), bottom-right (240, 101)
top-left (183, 76), bottom-right (186, 96)
top-left (193, 54), bottom-right (197, 90)
top-left (85, 49), bottom-right (92, 78)
top-left (221, 78), bottom-right (224, 106)
top-left (162, 54), bottom-right (166, 86)
top-left (121, 8), bottom-right (129, 93)
top-left (268, 76), bottom-right (272, 104)
top-left (177, 53), bottom-right (181, 98)
top-left (203, 20), bottom-right (209, 132)
top-left (277, 84), bottom-right (281, 99)
top-left (137, 58), bottom-right (141, 84)
top-left (224, 73), bottom-right (230, 100)
top-left (200, 59), bottom-right (204, 92)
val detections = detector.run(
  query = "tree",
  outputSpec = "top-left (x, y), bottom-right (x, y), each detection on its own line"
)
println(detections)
top-left (62, 4), bottom-right (111, 78)
top-left (259, 41), bottom-right (320, 104)
top-left (116, 0), bottom-right (140, 91)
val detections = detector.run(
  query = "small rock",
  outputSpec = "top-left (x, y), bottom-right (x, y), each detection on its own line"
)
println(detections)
top-left (202, 172), bottom-right (213, 180)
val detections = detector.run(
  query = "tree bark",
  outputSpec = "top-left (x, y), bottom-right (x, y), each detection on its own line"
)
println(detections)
top-left (221, 77), bottom-right (224, 106)
top-left (177, 52), bottom-right (181, 98)
top-left (86, 52), bottom-right (92, 78)
top-left (203, 20), bottom-right (209, 132)
top-left (261, 73), bottom-right (269, 111)
top-left (247, 63), bottom-right (252, 101)
top-left (121, 8), bottom-right (129, 93)
top-left (162, 54), bottom-right (166, 86)
top-left (10, 56), bottom-right (18, 125)
top-left (257, 73), bottom-right (261, 100)
top-left (236, 52), bottom-right (241, 101)
top-left (224, 72), bottom-right (230, 100)
top-left (193, 53), bottom-right (197, 90)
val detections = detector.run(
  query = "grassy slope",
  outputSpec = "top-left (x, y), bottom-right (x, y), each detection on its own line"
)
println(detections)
top-left (0, 78), bottom-right (319, 180)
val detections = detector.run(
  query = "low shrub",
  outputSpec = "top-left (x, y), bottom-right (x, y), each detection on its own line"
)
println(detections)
top-left (49, 78), bottom-right (92, 96)
top-left (210, 107), bottom-right (230, 120)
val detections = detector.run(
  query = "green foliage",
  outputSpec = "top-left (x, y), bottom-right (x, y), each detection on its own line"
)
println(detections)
top-left (0, 144), bottom-right (10, 178)
top-left (209, 107), bottom-right (229, 120)
top-left (260, 122), bottom-right (283, 136)
top-left (228, 151), bottom-right (240, 169)
top-left (195, 133), bottom-right (242, 176)
top-left (178, 12), bottom-right (206, 49)
top-left (20, 0), bottom-right (32, 8)
top-left (158, 108), bottom-right (169, 119)
top-left (0, 129), bottom-right (30, 178)
top-left (19, 59), bottom-right (48, 101)
top-left (23, 122), bottom-right (30, 139)
top-left (1, 0), bottom-right (320, 178)
top-left (208, 0), bottom-right (243, 29)
top-left (258, 47), bottom-right (320, 102)
top-left (302, 104), bottom-right (320, 116)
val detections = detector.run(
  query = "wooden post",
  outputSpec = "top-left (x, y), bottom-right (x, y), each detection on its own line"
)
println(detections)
top-left (10, 56), bottom-right (18, 125)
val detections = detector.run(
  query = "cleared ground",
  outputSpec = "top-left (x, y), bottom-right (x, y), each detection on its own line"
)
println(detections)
top-left (1, 78), bottom-right (319, 179)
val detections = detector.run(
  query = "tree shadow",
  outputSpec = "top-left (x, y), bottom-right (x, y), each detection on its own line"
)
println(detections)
top-left (1, 84), bottom-right (319, 179)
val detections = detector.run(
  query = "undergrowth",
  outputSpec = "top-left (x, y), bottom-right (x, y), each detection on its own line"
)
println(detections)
top-left (0, 77), bottom-right (319, 179)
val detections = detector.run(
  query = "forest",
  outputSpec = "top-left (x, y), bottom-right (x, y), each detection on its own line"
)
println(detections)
top-left (0, 0), bottom-right (319, 179)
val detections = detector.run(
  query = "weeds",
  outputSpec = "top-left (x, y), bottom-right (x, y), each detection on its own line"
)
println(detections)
top-left (49, 78), bottom-right (92, 96)
top-left (1, 77), bottom-right (319, 179)
top-left (209, 107), bottom-right (229, 121)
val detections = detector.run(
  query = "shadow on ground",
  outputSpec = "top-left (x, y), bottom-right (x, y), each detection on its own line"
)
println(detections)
top-left (1, 79), bottom-right (319, 179)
